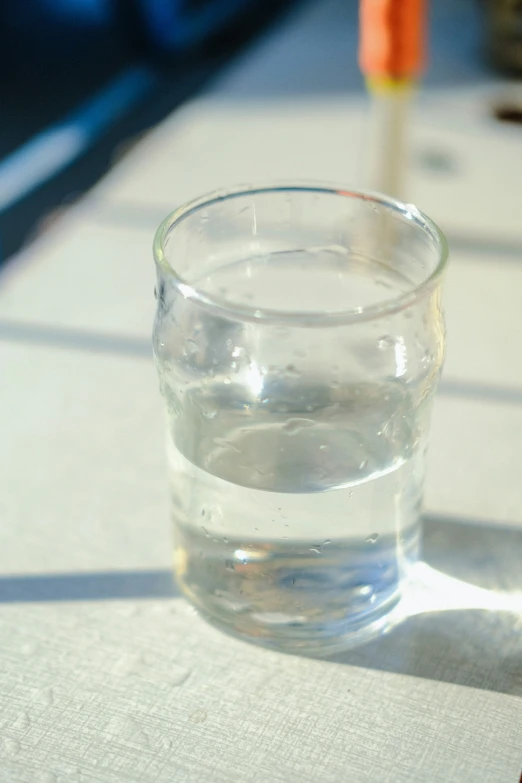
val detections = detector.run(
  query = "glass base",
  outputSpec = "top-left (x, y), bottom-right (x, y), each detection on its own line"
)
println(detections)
top-left (179, 581), bottom-right (402, 656)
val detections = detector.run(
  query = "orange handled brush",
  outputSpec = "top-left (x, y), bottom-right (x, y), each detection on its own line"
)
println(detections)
top-left (359, 0), bottom-right (427, 197)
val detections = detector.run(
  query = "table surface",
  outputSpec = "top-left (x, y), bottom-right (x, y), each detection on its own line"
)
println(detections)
top-left (2, 1), bottom-right (522, 781)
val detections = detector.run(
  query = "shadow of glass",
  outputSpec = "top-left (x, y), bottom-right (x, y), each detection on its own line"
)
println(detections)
top-left (1, 516), bottom-right (520, 697)
top-left (422, 513), bottom-right (522, 593)
top-left (0, 568), bottom-right (178, 603)
top-left (330, 515), bottom-right (522, 696)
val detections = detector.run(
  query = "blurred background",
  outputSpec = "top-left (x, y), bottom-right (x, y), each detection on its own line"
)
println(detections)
top-left (0, 0), bottom-right (296, 259)
top-left (1, 0), bottom-right (521, 262)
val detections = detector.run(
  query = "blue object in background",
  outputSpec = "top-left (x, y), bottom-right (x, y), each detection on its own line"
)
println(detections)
top-left (0, 66), bottom-right (156, 214)
top-left (137, 0), bottom-right (255, 51)
top-left (0, 1), bottom-right (125, 85)
top-left (40, 0), bottom-right (111, 22)
top-left (0, 0), bottom-right (288, 261)
top-left (1, 0), bottom-right (258, 80)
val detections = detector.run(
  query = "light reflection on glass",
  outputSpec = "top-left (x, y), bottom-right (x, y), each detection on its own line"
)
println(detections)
top-left (394, 336), bottom-right (407, 377)
top-left (246, 361), bottom-right (264, 397)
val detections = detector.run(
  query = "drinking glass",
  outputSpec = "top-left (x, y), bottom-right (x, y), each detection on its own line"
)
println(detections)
top-left (153, 184), bottom-right (447, 654)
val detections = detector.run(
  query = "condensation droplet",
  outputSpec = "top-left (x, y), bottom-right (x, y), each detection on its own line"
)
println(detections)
top-left (64, 769), bottom-right (83, 782)
top-left (13, 711), bottom-right (30, 730)
top-left (309, 547), bottom-right (321, 554)
top-left (162, 737), bottom-right (173, 750)
top-left (366, 533), bottom-right (379, 544)
top-left (201, 526), bottom-right (210, 537)
top-left (112, 652), bottom-right (141, 677)
top-left (283, 418), bottom-right (315, 435)
top-left (189, 709), bottom-right (207, 724)
top-left (171, 668), bottom-right (191, 687)
top-left (378, 335), bottom-right (395, 350)
top-left (284, 364), bottom-right (300, 379)
top-left (132, 727), bottom-right (149, 748)
top-left (359, 459), bottom-right (368, 470)
top-left (2, 738), bottom-right (21, 755)
top-left (21, 643), bottom-right (36, 656)
top-left (36, 687), bottom-right (54, 706)
top-left (322, 539), bottom-right (331, 546)
top-left (214, 437), bottom-right (241, 454)
top-left (107, 716), bottom-right (149, 746)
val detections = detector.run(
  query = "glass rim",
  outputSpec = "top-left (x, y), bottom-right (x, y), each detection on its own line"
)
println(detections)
top-left (153, 182), bottom-right (448, 327)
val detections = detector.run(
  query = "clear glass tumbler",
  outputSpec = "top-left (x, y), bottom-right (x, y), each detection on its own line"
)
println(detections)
top-left (153, 184), bottom-right (447, 654)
